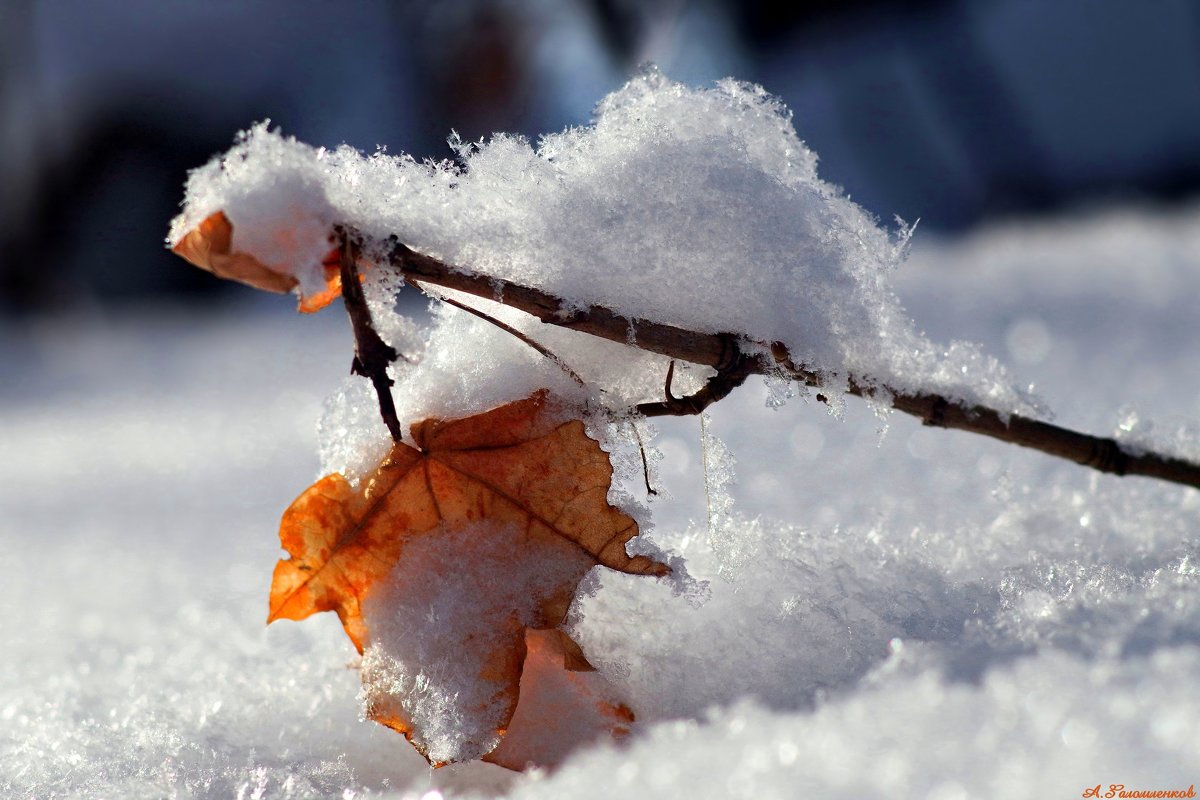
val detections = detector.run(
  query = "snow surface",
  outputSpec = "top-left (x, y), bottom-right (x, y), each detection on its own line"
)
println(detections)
top-left (6, 75), bottom-right (1200, 796)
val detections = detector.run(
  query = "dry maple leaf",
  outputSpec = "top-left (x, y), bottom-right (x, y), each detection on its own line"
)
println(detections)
top-left (171, 210), bottom-right (343, 313)
top-left (268, 391), bottom-right (668, 765)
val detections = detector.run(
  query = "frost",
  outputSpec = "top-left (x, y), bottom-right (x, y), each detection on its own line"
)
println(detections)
top-left (761, 374), bottom-right (798, 409)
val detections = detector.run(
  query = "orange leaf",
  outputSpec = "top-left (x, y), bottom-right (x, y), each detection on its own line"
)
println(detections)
top-left (268, 391), bottom-right (667, 765)
top-left (171, 211), bottom-right (343, 313)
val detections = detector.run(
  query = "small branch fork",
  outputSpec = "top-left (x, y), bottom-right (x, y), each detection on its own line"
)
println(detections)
top-left (339, 228), bottom-right (1200, 492)
top-left (636, 355), bottom-right (757, 418)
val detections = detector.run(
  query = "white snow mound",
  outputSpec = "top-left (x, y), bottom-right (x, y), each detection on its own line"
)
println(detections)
top-left (172, 69), bottom-right (1040, 428)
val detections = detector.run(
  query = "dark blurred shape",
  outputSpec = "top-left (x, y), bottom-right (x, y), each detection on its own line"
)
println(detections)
top-left (756, 0), bottom-right (1200, 227)
top-left (731, 0), bottom-right (947, 45)
top-left (1, 0), bottom-right (41, 310)
top-left (757, 2), bottom-right (1053, 227)
top-left (4, 0), bottom-right (1200, 313)
top-left (12, 107), bottom-right (239, 309)
top-left (424, 5), bottom-right (531, 144)
top-left (584, 0), bottom-right (700, 69)
top-left (1, 0), bottom-right (418, 314)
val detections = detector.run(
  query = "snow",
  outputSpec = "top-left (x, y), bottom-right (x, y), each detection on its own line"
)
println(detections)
top-left (5, 73), bottom-right (1200, 797)
top-left (499, 650), bottom-right (1200, 799)
top-left (171, 70), bottom-right (1040, 420)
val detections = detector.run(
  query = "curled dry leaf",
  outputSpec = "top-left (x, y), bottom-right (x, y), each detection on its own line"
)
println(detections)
top-left (170, 210), bottom-right (342, 313)
top-left (268, 391), bottom-right (668, 766)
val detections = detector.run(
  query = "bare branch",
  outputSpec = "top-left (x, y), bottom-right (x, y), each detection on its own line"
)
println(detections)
top-left (350, 229), bottom-right (1200, 492)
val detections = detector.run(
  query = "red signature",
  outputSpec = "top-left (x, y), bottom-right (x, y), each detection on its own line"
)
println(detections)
top-left (1083, 785), bottom-right (1195, 799)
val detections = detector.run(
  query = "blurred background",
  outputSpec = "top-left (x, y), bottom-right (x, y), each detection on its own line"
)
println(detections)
top-left (2, 0), bottom-right (1200, 312)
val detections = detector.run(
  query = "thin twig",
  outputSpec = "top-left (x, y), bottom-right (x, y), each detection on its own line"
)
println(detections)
top-left (426, 286), bottom-right (587, 389)
top-left (630, 422), bottom-right (658, 497)
top-left (337, 229), bottom-right (404, 443)
top-left (344, 228), bottom-right (1200, 492)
